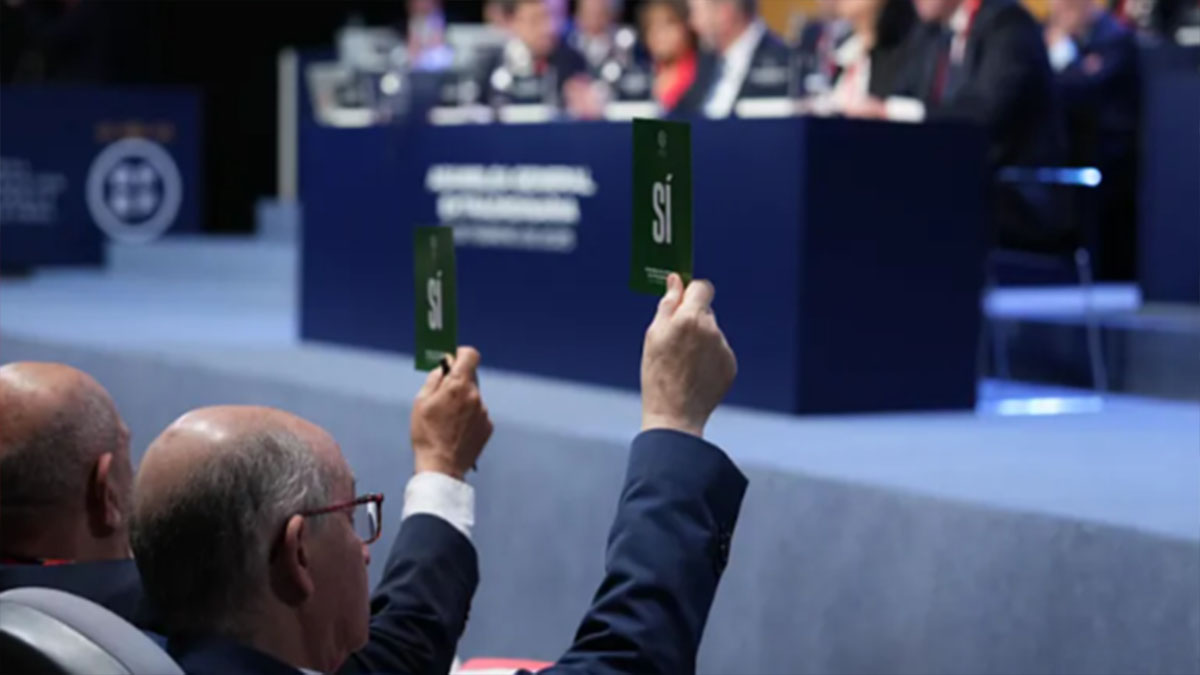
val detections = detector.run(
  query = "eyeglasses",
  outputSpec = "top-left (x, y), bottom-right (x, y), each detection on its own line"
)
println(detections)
top-left (299, 493), bottom-right (385, 544)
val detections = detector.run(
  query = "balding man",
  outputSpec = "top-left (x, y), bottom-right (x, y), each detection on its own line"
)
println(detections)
top-left (132, 274), bottom-right (746, 675)
top-left (0, 362), bottom-right (146, 624)
top-left (132, 348), bottom-right (491, 675)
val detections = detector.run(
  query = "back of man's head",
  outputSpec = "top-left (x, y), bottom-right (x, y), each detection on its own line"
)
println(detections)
top-left (0, 362), bottom-right (132, 561)
top-left (131, 406), bottom-right (368, 673)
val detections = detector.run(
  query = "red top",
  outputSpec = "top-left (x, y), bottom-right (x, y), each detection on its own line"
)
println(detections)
top-left (655, 50), bottom-right (698, 112)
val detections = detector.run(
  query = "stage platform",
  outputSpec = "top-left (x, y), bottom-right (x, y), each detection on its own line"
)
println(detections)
top-left (2, 237), bottom-right (1198, 674)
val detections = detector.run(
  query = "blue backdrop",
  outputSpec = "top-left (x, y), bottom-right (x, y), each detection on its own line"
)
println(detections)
top-left (0, 87), bottom-right (201, 270)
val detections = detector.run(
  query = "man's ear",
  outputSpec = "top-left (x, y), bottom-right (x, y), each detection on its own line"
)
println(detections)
top-left (88, 453), bottom-right (121, 533)
top-left (270, 514), bottom-right (316, 607)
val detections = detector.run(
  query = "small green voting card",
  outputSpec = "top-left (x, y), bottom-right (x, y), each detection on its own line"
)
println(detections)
top-left (413, 226), bottom-right (458, 371)
top-left (630, 118), bottom-right (693, 295)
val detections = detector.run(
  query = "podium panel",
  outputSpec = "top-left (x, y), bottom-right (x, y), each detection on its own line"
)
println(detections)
top-left (300, 117), bottom-right (986, 414)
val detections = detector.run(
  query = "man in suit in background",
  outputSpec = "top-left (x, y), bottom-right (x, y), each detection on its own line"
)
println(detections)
top-left (1046, 0), bottom-right (1140, 278)
top-left (0, 362), bottom-right (147, 626)
top-left (480, 0), bottom-right (591, 112)
top-left (131, 273), bottom-right (745, 675)
top-left (688, 0), bottom-right (795, 117)
top-left (850, 0), bottom-right (1068, 250)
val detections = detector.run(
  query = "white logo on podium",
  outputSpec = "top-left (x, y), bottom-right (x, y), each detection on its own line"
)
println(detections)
top-left (86, 137), bottom-right (182, 244)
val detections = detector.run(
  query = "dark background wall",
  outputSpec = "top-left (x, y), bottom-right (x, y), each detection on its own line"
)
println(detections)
top-left (0, 0), bottom-right (486, 234)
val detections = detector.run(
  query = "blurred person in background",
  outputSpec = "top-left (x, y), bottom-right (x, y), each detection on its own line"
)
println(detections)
top-left (810, 0), bottom-right (917, 114)
top-left (406, 0), bottom-right (453, 71)
top-left (480, 0), bottom-right (597, 115)
top-left (793, 0), bottom-right (851, 96)
top-left (849, 0), bottom-right (1067, 250)
top-left (484, 0), bottom-right (510, 30)
top-left (1046, 0), bottom-right (1140, 278)
top-left (569, 0), bottom-right (624, 74)
top-left (0, 362), bottom-right (147, 626)
top-left (689, 0), bottom-right (794, 118)
top-left (641, 0), bottom-right (706, 116)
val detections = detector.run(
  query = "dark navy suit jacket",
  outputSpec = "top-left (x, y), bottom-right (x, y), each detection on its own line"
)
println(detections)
top-left (168, 512), bottom-right (478, 675)
top-left (685, 28), bottom-right (795, 119)
top-left (166, 429), bottom-right (747, 675)
top-left (0, 557), bottom-right (154, 630)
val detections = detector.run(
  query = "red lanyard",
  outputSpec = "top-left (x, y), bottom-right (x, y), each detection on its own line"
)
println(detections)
top-left (1, 555), bottom-right (74, 566)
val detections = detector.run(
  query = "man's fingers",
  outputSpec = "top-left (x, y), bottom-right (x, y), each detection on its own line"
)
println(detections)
top-left (679, 278), bottom-right (715, 315)
top-left (656, 273), bottom-right (685, 319)
top-left (450, 346), bottom-right (481, 381)
top-left (417, 363), bottom-right (446, 398)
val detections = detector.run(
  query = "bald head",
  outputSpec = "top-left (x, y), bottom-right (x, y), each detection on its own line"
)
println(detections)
top-left (131, 406), bottom-right (345, 637)
top-left (0, 362), bottom-right (131, 557)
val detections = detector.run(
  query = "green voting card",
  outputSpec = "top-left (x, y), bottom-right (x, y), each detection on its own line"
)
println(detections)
top-left (413, 226), bottom-right (457, 371)
top-left (630, 118), bottom-right (693, 295)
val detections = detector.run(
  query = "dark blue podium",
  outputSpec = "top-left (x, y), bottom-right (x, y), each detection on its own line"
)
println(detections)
top-left (299, 117), bottom-right (987, 414)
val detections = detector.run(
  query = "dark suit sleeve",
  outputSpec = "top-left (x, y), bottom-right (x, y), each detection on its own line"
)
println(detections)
top-left (542, 430), bottom-right (748, 675)
top-left (931, 8), bottom-right (1052, 139)
top-left (338, 514), bottom-right (479, 675)
top-left (1055, 32), bottom-right (1138, 110)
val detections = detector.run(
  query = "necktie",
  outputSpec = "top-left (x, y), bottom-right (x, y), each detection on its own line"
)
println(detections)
top-left (928, 28), bottom-right (954, 105)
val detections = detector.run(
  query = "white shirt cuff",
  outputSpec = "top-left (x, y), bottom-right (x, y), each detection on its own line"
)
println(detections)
top-left (402, 472), bottom-right (475, 541)
top-left (885, 97), bottom-right (927, 123)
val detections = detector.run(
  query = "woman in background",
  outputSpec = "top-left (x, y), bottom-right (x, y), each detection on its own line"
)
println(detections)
top-left (813, 0), bottom-right (916, 115)
top-left (639, 0), bottom-right (704, 117)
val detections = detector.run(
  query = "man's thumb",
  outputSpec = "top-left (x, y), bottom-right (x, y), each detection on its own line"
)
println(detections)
top-left (656, 273), bottom-right (685, 320)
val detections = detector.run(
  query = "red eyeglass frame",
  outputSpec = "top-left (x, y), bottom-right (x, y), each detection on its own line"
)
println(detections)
top-left (299, 493), bottom-right (385, 544)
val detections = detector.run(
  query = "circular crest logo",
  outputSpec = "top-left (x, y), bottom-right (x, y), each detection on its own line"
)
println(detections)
top-left (86, 137), bottom-right (182, 244)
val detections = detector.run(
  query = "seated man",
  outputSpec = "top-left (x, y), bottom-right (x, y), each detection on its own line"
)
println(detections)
top-left (849, 0), bottom-right (1069, 250)
top-left (688, 0), bottom-right (795, 118)
top-left (0, 362), bottom-right (146, 626)
top-left (132, 349), bottom-right (492, 675)
top-left (131, 273), bottom-right (745, 675)
top-left (1046, 0), bottom-right (1139, 278)
top-left (480, 0), bottom-right (590, 110)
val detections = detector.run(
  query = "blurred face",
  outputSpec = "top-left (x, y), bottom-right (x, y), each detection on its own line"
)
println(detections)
top-left (643, 4), bottom-right (692, 63)
top-left (1049, 0), bottom-right (1094, 35)
top-left (913, 0), bottom-right (962, 22)
top-left (511, 1), bottom-right (557, 59)
top-left (305, 441), bottom-right (371, 666)
top-left (407, 0), bottom-right (438, 16)
top-left (837, 0), bottom-right (885, 31)
top-left (687, 0), bottom-right (716, 45)
top-left (577, 0), bottom-right (614, 36)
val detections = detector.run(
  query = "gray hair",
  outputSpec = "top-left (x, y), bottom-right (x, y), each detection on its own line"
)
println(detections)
top-left (130, 428), bottom-right (334, 637)
top-left (0, 386), bottom-right (122, 522)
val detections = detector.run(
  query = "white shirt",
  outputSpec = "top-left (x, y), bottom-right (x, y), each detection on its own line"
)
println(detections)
top-left (703, 19), bottom-right (768, 119)
top-left (403, 471), bottom-right (475, 540)
top-left (884, 1), bottom-right (972, 123)
top-left (810, 34), bottom-right (870, 116)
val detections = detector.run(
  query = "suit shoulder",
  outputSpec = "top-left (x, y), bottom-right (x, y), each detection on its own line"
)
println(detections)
top-left (756, 30), bottom-right (792, 61)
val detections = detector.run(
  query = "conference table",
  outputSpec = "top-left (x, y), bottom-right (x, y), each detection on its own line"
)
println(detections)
top-left (299, 114), bottom-right (988, 415)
